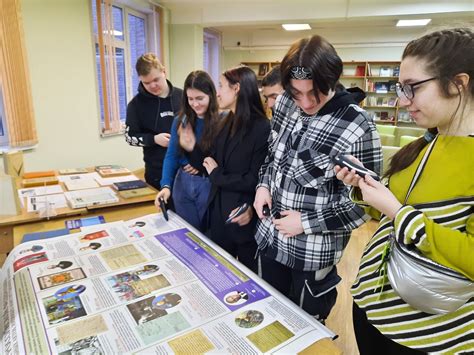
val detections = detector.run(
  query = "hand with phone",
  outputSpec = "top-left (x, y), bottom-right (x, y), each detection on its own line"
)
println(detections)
top-left (158, 197), bottom-right (169, 221)
top-left (254, 186), bottom-right (272, 219)
top-left (333, 155), bottom-right (380, 181)
top-left (226, 203), bottom-right (253, 226)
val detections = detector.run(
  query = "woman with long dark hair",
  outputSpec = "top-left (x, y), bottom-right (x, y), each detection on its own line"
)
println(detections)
top-left (155, 70), bottom-right (219, 230)
top-left (180, 66), bottom-right (270, 272)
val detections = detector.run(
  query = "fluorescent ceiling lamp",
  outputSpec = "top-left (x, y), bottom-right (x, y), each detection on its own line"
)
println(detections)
top-left (396, 19), bottom-right (431, 27)
top-left (282, 24), bottom-right (311, 31)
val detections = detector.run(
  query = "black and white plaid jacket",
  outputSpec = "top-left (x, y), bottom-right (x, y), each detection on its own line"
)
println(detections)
top-left (255, 88), bottom-right (382, 271)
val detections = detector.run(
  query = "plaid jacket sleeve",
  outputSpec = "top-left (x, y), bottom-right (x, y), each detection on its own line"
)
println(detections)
top-left (301, 116), bottom-right (382, 233)
top-left (257, 94), bottom-right (290, 190)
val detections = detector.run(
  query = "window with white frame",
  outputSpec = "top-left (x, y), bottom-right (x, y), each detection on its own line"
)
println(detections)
top-left (203, 29), bottom-right (222, 85)
top-left (91, 1), bottom-right (152, 136)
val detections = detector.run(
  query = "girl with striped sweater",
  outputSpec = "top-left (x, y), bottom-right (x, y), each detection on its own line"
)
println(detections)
top-left (335, 28), bottom-right (474, 354)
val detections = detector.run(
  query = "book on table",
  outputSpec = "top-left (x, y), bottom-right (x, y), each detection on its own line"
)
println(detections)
top-left (64, 187), bottom-right (119, 208)
top-left (22, 176), bottom-right (59, 188)
top-left (95, 165), bottom-right (131, 177)
top-left (58, 168), bottom-right (89, 175)
top-left (23, 171), bottom-right (56, 179)
top-left (112, 180), bottom-right (148, 191)
top-left (118, 187), bottom-right (156, 199)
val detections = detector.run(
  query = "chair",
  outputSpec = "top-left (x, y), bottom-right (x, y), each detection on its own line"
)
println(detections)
top-left (399, 135), bottom-right (420, 147)
top-left (394, 127), bottom-right (424, 146)
top-left (379, 133), bottom-right (395, 146)
top-left (382, 146), bottom-right (400, 175)
top-left (376, 124), bottom-right (396, 136)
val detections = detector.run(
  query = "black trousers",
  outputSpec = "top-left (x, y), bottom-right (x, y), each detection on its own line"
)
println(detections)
top-left (260, 255), bottom-right (339, 321)
top-left (352, 303), bottom-right (426, 354)
top-left (208, 202), bottom-right (258, 274)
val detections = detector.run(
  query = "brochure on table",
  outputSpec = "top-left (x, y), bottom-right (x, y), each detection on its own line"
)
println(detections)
top-left (0, 212), bottom-right (334, 354)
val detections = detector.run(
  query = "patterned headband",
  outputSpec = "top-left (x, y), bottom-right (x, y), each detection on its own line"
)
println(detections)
top-left (290, 66), bottom-right (312, 80)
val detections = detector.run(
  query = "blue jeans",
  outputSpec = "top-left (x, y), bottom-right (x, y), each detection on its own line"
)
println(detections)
top-left (172, 169), bottom-right (211, 231)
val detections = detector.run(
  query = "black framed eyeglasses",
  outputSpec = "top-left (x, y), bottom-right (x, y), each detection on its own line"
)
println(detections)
top-left (395, 77), bottom-right (437, 100)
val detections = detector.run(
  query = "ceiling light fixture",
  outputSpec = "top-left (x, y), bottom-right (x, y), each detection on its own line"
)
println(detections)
top-left (396, 19), bottom-right (431, 27)
top-left (282, 24), bottom-right (311, 31)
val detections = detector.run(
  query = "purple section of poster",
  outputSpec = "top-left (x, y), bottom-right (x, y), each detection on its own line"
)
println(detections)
top-left (155, 228), bottom-right (269, 311)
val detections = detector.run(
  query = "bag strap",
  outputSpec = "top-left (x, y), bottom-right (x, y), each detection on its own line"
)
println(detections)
top-left (403, 135), bottom-right (438, 204)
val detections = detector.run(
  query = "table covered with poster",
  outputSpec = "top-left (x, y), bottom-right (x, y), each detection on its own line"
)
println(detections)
top-left (0, 211), bottom-right (338, 354)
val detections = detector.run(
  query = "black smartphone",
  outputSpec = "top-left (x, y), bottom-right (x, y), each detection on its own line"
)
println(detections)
top-left (159, 197), bottom-right (169, 221)
top-left (262, 204), bottom-right (270, 217)
top-left (333, 155), bottom-right (380, 181)
top-left (181, 117), bottom-right (187, 128)
top-left (225, 203), bottom-right (249, 224)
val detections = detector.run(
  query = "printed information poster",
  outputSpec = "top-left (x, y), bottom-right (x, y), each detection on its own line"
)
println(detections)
top-left (0, 212), bottom-right (335, 354)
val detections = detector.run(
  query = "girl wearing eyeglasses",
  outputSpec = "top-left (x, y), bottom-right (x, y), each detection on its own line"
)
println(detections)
top-left (335, 28), bottom-right (474, 354)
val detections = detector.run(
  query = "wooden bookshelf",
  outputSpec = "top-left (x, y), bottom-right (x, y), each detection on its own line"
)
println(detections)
top-left (240, 61), bottom-right (281, 83)
top-left (341, 61), bottom-right (414, 126)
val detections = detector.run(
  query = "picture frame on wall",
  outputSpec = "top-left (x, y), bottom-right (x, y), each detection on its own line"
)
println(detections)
top-left (258, 63), bottom-right (268, 76)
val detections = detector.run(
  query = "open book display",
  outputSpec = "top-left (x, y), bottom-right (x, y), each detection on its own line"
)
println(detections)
top-left (0, 212), bottom-right (335, 354)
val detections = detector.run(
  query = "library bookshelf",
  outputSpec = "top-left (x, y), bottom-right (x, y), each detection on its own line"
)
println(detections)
top-left (341, 61), bottom-right (413, 126)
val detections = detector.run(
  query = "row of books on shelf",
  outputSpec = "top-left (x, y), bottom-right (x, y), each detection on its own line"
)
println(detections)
top-left (367, 110), bottom-right (413, 123)
top-left (367, 63), bottom-right (400, 77)
top-left (365, 96), bottom-right (398, 107)
top-left (18, 165), bottom-right (156, 211)
top-left (343, 64), bottom-right (400, 77)
top-left (365, 80), bottom-right (397, 93)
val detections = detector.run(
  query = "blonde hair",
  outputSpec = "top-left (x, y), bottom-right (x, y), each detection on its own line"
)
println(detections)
top-left (135, 53), bottom-right (164, 76)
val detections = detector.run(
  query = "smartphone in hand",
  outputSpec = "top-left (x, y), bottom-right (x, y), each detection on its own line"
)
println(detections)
top-left (159, 197), bottom-right (169, 221)
top-left (181, 116), bottom-right (188, 129)
top-left (225, 203), bottom-right (249, 224)
top-left (333, 155), bottom-right (380, 181)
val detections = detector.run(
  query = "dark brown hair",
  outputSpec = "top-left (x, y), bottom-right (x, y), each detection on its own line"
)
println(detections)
top-left (135, 53), bottom-right (164, 76)
top-left (178, 70), bottom-right (219, 154)
top-left (280, 35), bottom-right (342, 103)
top-left (385, 28), bottom-right (474, 178)
top-left (220, 66), bottom-right (267, 137)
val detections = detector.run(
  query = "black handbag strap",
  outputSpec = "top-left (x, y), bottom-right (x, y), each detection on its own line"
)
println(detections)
top-left (404, 135), bottom-right (438, 205)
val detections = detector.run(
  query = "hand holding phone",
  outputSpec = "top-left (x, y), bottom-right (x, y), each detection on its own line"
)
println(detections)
top-left (262, 204), bottom-right (270, 217)
top-left (333, 155), bottom-right (380, 181)
top-left (159, 197), bottom-right (169, 221)
top-left (225, 203), bottom-right (249, 224)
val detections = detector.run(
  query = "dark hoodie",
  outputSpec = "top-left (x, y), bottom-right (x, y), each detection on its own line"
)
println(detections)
top-left (125, 80), bottom-right (183, 171)
top-left (318, 86), bottom-right (366, 116)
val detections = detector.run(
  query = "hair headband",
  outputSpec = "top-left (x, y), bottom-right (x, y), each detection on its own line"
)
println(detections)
top-left (290, 66), bottom-right (312, 80)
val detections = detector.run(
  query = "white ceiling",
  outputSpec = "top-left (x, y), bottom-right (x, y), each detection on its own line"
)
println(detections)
top-left (157, 0), bottom-right (473, 48)
top-left (159, 0), bottom-right (473, 27)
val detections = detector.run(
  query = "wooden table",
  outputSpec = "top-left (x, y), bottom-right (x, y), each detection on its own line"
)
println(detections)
top-left (0, 170), bottom-right (157, 256)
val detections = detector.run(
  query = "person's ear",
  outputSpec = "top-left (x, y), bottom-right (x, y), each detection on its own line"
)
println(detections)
top-left (452, 73), bottom-right (470, 93)
top-left (233, 82), bottom-right (240, 95)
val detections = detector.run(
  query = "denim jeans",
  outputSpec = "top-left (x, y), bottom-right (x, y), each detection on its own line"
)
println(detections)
top-left (172, 169), bottom-right (211, 231)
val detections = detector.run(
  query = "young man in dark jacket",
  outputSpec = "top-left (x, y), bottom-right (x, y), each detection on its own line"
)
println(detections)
top-left (125, 53), bottom-right (183, 190)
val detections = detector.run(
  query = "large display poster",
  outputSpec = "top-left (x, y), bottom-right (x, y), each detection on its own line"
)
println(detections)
top-left (0, 211), bottom-right (334, 354)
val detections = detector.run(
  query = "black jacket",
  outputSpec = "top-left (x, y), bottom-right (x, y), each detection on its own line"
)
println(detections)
top-left (188, 115), bottom-right (271, 243)
top-left (125, 80), bottom-right (183, 170)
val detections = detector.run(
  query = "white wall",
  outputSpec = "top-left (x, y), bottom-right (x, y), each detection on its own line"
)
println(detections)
top-left (169, 24), bottom-right (204, 88)
top-left (13, 0), bottom-right (149, 172)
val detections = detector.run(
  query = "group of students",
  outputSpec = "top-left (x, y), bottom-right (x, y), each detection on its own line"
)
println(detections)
top-left (125, 27), bottom-right (473, 354)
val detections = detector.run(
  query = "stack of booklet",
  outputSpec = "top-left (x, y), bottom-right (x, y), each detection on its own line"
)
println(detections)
top-left (64, 187), bottom-right (119, 208)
